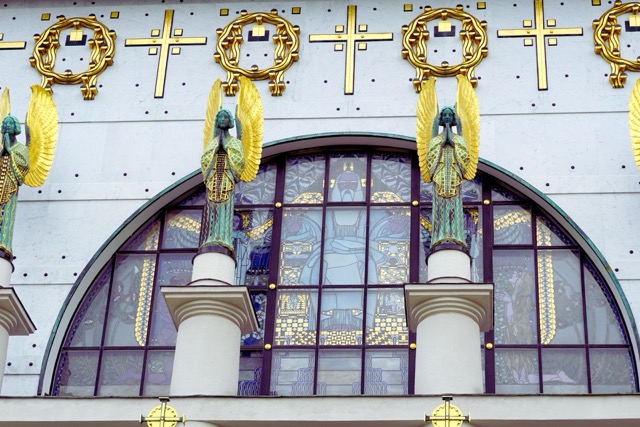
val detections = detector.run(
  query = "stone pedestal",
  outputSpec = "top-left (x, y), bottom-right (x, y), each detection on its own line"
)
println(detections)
top-left (426, 249), bottom-right (471, 283)
top-left (0, 287), bottom-right (36, 394)
top-left (191, 252), bottom-right (236, 286)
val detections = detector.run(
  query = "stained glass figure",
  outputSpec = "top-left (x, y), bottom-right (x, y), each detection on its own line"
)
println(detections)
top-left (319, 290), bottom-right (363, 346)
top-left (371, 153), bottom-right (411, 203)
top-left (369, 207), bottom-right (410, 284)
top-left (323, 207), bottom-right (370, 285)
top-left (329, 153), bottom-right (367, 202)
top-left (234, 208), bottom-right (273, 286)
top-left (279, 208), bottom-right (322, 285)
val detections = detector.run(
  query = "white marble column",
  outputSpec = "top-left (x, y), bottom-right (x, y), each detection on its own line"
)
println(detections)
top-left (406, 249), bottom-right (492, 394)
top-left (162, 252), bottom-right (257, 396)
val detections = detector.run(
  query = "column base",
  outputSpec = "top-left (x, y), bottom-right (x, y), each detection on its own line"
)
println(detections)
top-left (426, 249), bottom-right (471, 283)
top-left (191, 252), bottom-right (236, 286)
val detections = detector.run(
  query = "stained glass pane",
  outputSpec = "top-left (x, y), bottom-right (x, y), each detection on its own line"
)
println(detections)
top-left (143, 350), bottom-right (174, 396)
top-left (234, 208), bottom-right (273, 287)
top-left (104, 254), bottom-right (156, 347)
top-left (270, 350), bottom-right (315, 396)
top-left (371, 153), bottom-right (411, 203)
top-left (366, 289), bottom-right (408, 345)
top-left (235, 161), bottom-right (277, 205)
top-left (364, 350), bottom-right (409, 395)
top-left (98, 350), bottom-right (143, 396)
top-left (149, 254), bottom-right (190, 346)
top-left (68, 265), bottom-right (111, 347)
top-left (317, 350), bottom-right (361, 395)
top-left (494, 250), bottom-right (537, 344)
top-left (177, 188), bottom-right (205, 206)
top-left (329, 153), bottom-right (367, 202)
top-left (242, 292), bottom-right (266, 345)
top-left (493, 205), bottom-right (532, 245)
top-left (162, 209), bottom-right (201, 249)
top-left (495, 349), bottom-right (539, 394)
top-left (274, 290), bottom-right (318, 346)
top-left (590, 349), bottom-right (635, 393)
top-left (492, 186), bottom-right (522, 202)
top-left (536, 215), bottom-right (571, 246)
top-left (56, 351), bottom-right (99, 396)
top-left (238, 351), bottom-right (263, 396)
top-left (319, 290), bottom-right (363, 346)
top-left (279, 207), bottom-right (322, 285)
top-left (538, 250), bottom-right (584, 345)
top-left (323, 207), bottom-right (366, 285)
top-left (541, 349), bottom-right (588, 394)
top-left (284, 153), bottom-right (325, 204)
top-left (585, 264), bottom-right (626, 344)
top-left (122, 218), bottom-right (160, 251)
top-left (369, 207), bottom-right (410, 284)
top-left (156, 253), bottom-right (193, 286)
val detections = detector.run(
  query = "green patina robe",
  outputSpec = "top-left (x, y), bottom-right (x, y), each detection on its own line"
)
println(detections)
top-left (426, 132), bottom-right (471, 249)
top-left (0, 143), bottom-right (29, 257)
top-left (200, 135), bottom-right (245, 255)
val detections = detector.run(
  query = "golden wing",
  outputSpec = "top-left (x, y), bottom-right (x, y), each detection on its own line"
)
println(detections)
top-left (416, 78), bottom-right (438, 182)
top-left (0, 87), bottom-right (10, 119)
top-left (236, 76), bottom-right (263, 182)
top-left (455, 74), bottom-right (480, 180)
top-left (203, 79), bottom-right (222, 150)
top-left (24, 85), bottom-right (58, 187)
top-left (630, 77), bottom-right (640, 170)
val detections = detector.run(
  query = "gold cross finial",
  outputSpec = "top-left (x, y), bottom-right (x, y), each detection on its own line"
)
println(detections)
top-left (309, 5), bottom-right (393, 94)
top-left (0, 31), bottom-right (26, 50)
top-left (425, 396), bottom-right (470, 427)
top-left (497, 0), bottom-right (582, 90)
top-left (125, 9), bottom-right (207, 98)
top-left (140, 397), bottom-right (186, 427)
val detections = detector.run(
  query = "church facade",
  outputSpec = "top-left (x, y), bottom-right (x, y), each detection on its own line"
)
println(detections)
top-left (0, 0), bottom-right (639, 425)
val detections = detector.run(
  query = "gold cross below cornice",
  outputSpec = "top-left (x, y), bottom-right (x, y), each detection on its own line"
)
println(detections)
top-left (0, 32), bottom-right (26, 50)
top-left (125, 9), bottom-right (207, 98)
top-left (309, 4), bottom-right (393, 95)
top-left (497, 0), bottom-right (582, 90)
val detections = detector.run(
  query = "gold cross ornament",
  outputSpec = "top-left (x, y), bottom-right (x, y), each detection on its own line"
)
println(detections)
top-left (0, 32), bottom-right (26, 50)
top-left (497, 0), bottom-right (582, 90)
top-left (425, 396), bottom-right (469, 427)
top-left (140, 397), bottom-right (186, 427)
top-left (309, 5), bottom-right (393, 94)
top-left (125, 9), bottom-right (207, 98)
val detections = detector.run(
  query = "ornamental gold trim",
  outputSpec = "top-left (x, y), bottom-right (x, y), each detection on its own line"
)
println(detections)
top-left (593, 1), bottom-right (640, 88)
top-left (401, 5), bottom-right (488, 92)
top-left (214, 10), bottom-right (300, 96)
top-left (29, 15), bottom-right (116, 100)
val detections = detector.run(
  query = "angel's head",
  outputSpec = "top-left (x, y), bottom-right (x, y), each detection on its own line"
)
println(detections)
top-left (438, 107), bottom-right (456, 127)
top-left (215, 109), bottom-right (234, 131)
top-left (1, 115), bottom-right (21, 138)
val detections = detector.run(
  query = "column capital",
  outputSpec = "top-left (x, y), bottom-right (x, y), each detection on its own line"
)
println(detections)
top-left (161, 286), bottom-right (258, 335)
top-left (405, 283), bottom-right (493, 332)
top-left (0, 287), bottom-right (36, 335)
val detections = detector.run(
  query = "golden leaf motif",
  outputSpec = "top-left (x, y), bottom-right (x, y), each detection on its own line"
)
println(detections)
top-left (24, 85), bottom-right (59, 187)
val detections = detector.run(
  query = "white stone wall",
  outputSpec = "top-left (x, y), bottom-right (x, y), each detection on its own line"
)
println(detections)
top-left (0, 0), bottom-right (638, 395)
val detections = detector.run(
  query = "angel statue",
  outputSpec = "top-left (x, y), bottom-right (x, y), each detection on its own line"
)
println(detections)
top-left (0, 86), bottom-right (58, 259)
top-left (416, 75), bottom-right (479, 251)
top-left (199, 77), bottom-right (263, 258)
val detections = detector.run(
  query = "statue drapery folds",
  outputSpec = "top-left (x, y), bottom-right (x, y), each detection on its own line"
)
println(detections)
top-left (200, 77), bottom-right (263, 257)
top-left (0, 86), bottom-right (58, 258)
top-left (416, 75), bottom-right (480, 250)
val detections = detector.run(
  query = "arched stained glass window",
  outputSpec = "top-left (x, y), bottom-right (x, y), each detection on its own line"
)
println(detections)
top-left (49, 145), bottom-right (638, 397)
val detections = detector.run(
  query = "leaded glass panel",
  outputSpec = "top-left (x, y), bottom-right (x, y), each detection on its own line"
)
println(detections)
top-left (364, 350), bottom-right (409, 395)
top-left (234, 208), bottom-right (273, 287)
top-left (317, 350), bottom-right (361, 395)
top-left (149, 256), bottom-right (185, 346)
top-left (56, 351), bottom-right (99, 396)
top-left (492, 186), bottom-right (522, 202)
top-left (371, 152), bottom-right (411, 203)
top-left (270, 350), bottom-right (316, 396)
top-left (590, 349), bottom-right (636, 393)
top-left (105, 254), bottom-right (156, 347)
top-left (323, 207), bottom-right (366, 285)
top-left (143, 350), bottom-right (174, 396)
top-left (536, 216), bottom-right (571, 246)
top-left (585, 264), bottom-right (626, 344)
top-left (541, 349), bottom-right (588, 394)
top-left (538, 250), bottom-right (584, 345)
top-left (97, 350), bottom-right (144, 396)
top-left (238, 351), bottom-right (263, 395)
top-left (319, 290), bottom-right (363, 346)
top-left (162, 209), bottom-right (201, 249)
top-left (235, 161), bottom-right (277, 205)
top-left (495, 349), bottom-right (539, 394)
top-left (329, 153), bottom-right (367, 202)
top-left (156, 253), bottom-right (193, 286)
top-left (243, 292), bottom-right (266, 345)
top-left (366, 289), bottom-right (408, 346)
top-left (494, 250), bottom-right (537, 344)
top-left (279, 207), bottom-right (322, 285)
top-left (177, 189), bottom-right (205, 206)
top-left (68, 265), bottom-right (111, 347)
top-left (369, 207), bottom-right (410, 284)
top-left (284, 153), bottom-right (325, 204)
top-left (274, 290), bottom-right (318, 346)
top-left (122, 218), bottom-right (160, 251)
top-left (493, 205), bottom-right (532, 245)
